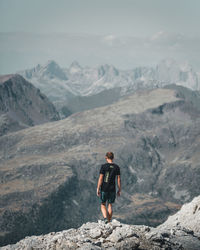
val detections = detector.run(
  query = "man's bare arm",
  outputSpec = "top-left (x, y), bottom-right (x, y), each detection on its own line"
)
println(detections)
top-left (117, 175), bottom-right (121, 196)
top-left (97, 174), bottom-right (104, 196)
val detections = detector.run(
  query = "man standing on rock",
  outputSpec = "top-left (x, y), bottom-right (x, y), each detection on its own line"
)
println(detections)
top-left (97, 152), bottom-right (121, 223)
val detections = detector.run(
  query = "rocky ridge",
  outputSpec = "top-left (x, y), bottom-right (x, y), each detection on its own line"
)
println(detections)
top-left (2, 196), bottom-right (200, 250)
top-left (0, 74), bottom-right (60, 135)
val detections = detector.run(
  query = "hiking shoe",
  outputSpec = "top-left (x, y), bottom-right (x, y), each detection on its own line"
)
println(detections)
top-left (103, 218), bottom-right (109, 224)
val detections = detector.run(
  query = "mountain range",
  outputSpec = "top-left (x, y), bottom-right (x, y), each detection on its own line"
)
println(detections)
top-left (19, 59), bottom-right (200, 117)
top-left (19, 59), bottom-right (200, 96)
top-left (1, 85), bottom-right (200, 246)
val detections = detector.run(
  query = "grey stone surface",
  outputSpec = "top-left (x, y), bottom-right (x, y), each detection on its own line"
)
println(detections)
top-left (107, 225), bottom-right (136, 242)
top-left (1, 201), bottom-right (200, 250)
top-left (89, 229), bottom-right (102, 239)
top-left (158, 196), bottom-right (200, 234)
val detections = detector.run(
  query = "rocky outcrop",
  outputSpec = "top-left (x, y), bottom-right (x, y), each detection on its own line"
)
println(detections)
top-left (2, 196), bottom-right (200, 250)
top-left (0, 220), bottom-right (165, 250)
top-left (0, 74), bottom-right (60, 135)
top-left (158, 196), bottom-right (200, 234)
top-left (0, 87), bottom-right (200, 246)
top-left (145, 195), bottom-right (200, 250)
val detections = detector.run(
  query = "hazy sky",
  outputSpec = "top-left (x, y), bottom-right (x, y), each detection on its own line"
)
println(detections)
top-left (0, 0), bottom-right (200, 73)
top-left (1, 0), bottom-right (200, 36)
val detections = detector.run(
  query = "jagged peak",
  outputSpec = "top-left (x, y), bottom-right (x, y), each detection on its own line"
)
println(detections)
top-left (157, 59), bottom-right (193, 73)
top-left (157, 58), bottom-right (178, 68)
top-left (98, 63), bottom-right (117, 70)
top-left (70, 60), bottom-right (81, 69)
top-left (180, 61), bottom-right (193, 72)
top-left (0, 74), bottom-right (16, 84)
top-left (69, 61), bottom-right (82, 74)
top-left (97, 64), bottom-right (119, 77)
top-left (42, 60), bottom-right (61, 70)
top-left (0, 74), bottom-right (25, 84)
top-left (35, 60), bottom-right (68, 80)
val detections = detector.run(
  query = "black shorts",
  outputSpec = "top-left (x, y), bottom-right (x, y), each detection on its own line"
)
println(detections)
top-left (100, 191), bottom-right (116, 204)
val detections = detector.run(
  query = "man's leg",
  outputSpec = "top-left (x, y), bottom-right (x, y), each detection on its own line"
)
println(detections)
top-left (107, 192), bottom-right (116, 222)
top-left (101, 203), bottom-right (107, 219)
top-left (107, 203), bottom-right (113, 222)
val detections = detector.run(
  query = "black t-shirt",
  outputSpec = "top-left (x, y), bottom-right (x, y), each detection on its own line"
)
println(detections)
top-left (100, 163), bottom-right (120, 192)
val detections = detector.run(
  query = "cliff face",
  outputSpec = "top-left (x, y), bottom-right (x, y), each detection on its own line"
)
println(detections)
top-left (2, 196), bottom-right (200, 250)
top-left (0, 87), bottom-right (200, 246)
top-left (0, 74), bottom-right (60, 136)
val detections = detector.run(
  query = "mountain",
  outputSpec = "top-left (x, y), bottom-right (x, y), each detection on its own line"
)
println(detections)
top-left (54, 87), bottom-right (122, 118)
top-left (19, 59), bottom-right (200, 117)
top-left (0, 86), bottom-right (200, 246)
top-left (0, 74), bottom-right (60, 136)
top-left (19, 61), bottom-right (75, 102)
top-left (19, 61), bottom-right (153, 100)
top-left (68, 60), bottom-right (82, 74)
top-left (23, 60), bottom-right (68, 81)
top-left (2, 196), bottom-right (200, 249)
top-left (156, 59), bottom-right (199, 90)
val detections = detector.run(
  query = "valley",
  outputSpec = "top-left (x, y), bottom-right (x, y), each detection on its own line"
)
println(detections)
top-left (1, 86), bottom-right (200, 246)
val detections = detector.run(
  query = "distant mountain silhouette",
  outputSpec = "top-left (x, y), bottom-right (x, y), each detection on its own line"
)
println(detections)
top-left (19, 59), bottom-right (200, 117)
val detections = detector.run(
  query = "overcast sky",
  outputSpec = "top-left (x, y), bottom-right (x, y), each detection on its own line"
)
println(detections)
top-left (0, 0), bottom-right (200, 73)
top-left (1, 0), bottom-right (200, 36)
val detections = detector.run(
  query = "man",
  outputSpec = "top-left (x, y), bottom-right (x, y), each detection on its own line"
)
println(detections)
top-left (97, 152), bottom-right (121, 223)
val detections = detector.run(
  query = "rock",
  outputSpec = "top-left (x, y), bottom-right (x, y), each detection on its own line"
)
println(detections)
top-left (158, 196), bottom-right (200, 235)
top-left (78, 243), bottom-right (101, 250)
top-left (107, 225), bottom-right (137, 242)
top-left (111, 219), bottom-right (122, 228)
top-left (107, 228), bottom-right (123, 243)
top-left (114, 237), bottom-right (140, 250)
top-left (89, 229), bottom-right (102, 239)
top-left (94, 241), bottom-right (101, 247)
